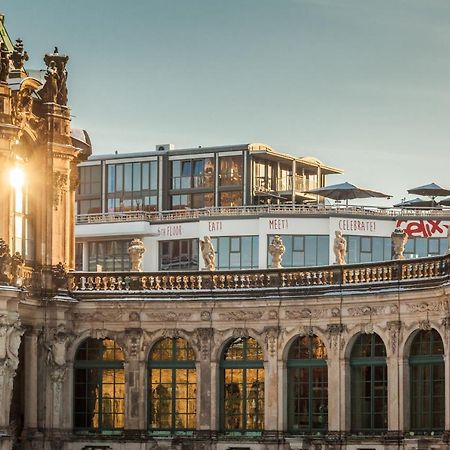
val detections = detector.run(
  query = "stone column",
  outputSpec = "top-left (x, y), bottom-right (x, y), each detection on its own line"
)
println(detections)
top-left (0, 312), bottom-right (24, 450)
top-left (387, 320), bottom-right (402, 435)
top-left (194, 328), bottom-right (214, 437)
top-left (326, 324), bottom-right (347, 435)
top-left (122, 328), bottom-right (144, 435)
top-left (264, 326), bottom-right (280, 436)
top-left (23, 328), bottom-right (39, 432)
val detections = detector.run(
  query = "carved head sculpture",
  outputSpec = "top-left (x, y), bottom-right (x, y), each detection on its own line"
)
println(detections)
top-left (128, 238), bottom-right (145, 272)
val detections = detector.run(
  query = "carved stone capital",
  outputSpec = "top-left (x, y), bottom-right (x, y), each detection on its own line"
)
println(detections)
top-left (326, 323), bottom-right (347, 352)
top-left (194, 328), bottom-right (214, 360)
top-left (264, 326), bottom-right (280, 357)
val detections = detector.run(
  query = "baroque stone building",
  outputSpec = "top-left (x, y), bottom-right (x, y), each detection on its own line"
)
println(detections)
top-left (1, 13), bottom-right (450, 450)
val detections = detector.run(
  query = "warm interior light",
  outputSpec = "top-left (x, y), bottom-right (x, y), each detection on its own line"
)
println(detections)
top-left (9, 167), bottom-right (25, 189)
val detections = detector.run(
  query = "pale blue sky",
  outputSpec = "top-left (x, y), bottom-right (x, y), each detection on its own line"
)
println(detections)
top-left (3, 0), bottom-right (450, 203)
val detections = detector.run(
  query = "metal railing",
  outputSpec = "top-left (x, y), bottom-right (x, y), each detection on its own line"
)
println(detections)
top-left (68, 254), bottom-right (449, 296)
top-left (76, 204), bottom-right (450, 225)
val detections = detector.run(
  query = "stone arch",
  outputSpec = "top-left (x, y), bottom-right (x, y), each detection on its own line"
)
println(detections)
top-left (344, 324), bottom-right (389, 360)
top-left (212, 328), bottom-right (267, 363)
top-left (401, 323), bottom-right (446, 361)
top-left (144, 328), bottom-right (200, 363)
top-left (281, 328), bottom-right (330, 362)
top-left (67, 328), bottom-right (119, 363)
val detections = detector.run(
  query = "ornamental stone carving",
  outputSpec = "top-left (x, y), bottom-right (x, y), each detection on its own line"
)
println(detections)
top-left (347, 305), bottom-right (385, 317)
top-left (53, 171), bottom-right (68, 210)
top-left (387, 320), bottom-right (402, 354)
top-left (285, 308), bottom-right (326, 320)
top-left (264, 326), bottom-right (280, 357)
top-left (128, 238), bottom-right (145, 272)
top-left (200, 236), bottom-right (215, 271)
top-left (268, 235), bottom-right (285, 269)
top-left (391, 227), bottom-right (408, 260)
top-left (116, 328), bottom-right (143, 359)
top-left (194, 328), bottom-right (214, 360)
top-left (219, 310), bottom-right (263, 321)
top-left (326, 323), bottom-right (347, 352)
top-left (151, 311), bottom-right (191, 322)
top-left (0, 318), bottom-right (24, 373)
top-left (419, 319), bottom-right (431, 331)
top-left (407, 301), bottom-right (446, 313)
top-left (333, 231), bottom-right (347, 265)
top-left (0, 239), bottom-right (11, 284)
top-left (44, 325), bottom-right (75, 381)
top-left (232, 328), bottom-right (249, 339)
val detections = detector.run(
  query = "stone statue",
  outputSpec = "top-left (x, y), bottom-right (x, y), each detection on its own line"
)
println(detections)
top-left (200, 236), bottom-right (215, 271)
top-left (41, 47), bottom-right (69, 106)
top-left (0, 41), bottom-right (10, 83)
top-left (0, 239), bottom-right (11, 284)
top-left (45, 326), bottom-right (74, 368)
top-left (333, 231), bottom-right (347, 265)
top-left (43, 60), bottom-right (59, 103)
top-left (391, 227), bottom-right (408, 260)
top-left (10, 252), bottom-right (24, 286)
top-left (11, 38), bottom-right (28, 70)
top-left (0, 318), bottom-right (24, 371)
top-left (268, 235), bottom-right (285, 269)
top-left (128, 238), bottom-right (145, 271)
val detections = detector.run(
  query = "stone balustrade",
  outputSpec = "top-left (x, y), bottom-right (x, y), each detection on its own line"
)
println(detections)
top-left (68, 254), bottom-right (449, 296)
top-left (76, 203), bottom-right (450, 225)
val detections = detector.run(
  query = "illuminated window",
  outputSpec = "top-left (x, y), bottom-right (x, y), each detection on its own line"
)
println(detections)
top-left (10, 166), bottom-right (34, 261)
top-left (221, 337), bottom-right (264, 433)
top-left (409, 330), bottom-right (444, 432)
top-left (74, 339), bottom-right (125, 432)
top-left (219, 156), bottom-right (242, 186)
top-left (148, 338), bottom-right (197, 432)
top-left (350, 333), bottom-right (387, 433)
top-left (287, 335), bottom-right (327, 433)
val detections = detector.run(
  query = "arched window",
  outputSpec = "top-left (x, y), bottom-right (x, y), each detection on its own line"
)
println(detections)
top-left (287, 335), bottom-right (328, 433)
top-left (409, 329), bottom-right (444, 432)
top-left (221, 336), bottom-right (264, 432)
top-left (148, 337), bottom-right (196, 431)
top-left (74, 338), bottom-right (125, 432)
top-left (350, 333), bottom-right (387, 433)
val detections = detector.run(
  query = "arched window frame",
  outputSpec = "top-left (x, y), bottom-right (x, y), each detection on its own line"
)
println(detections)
top-left (147, 337), bottom-right (197, 434)
top-left (287, 335), bottom-right (328, 434)
top-left (409, 329), bottom-right (445, 433)
top-left (220, 336), bottom-right (264, 434)
top-left (73, 338), bottom-right (125, 434)
top-left (350, 333), bottom-right (387, 434)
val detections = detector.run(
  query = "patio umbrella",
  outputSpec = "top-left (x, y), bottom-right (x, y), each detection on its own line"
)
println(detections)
top-left (439, 197), bottom-right (450, 206)
top-left (407, 183), bottom-right (450, 207)
top-left (393, 198), bottom-right (437, 208)
top-left (305, 181), bottom-right (391, 206)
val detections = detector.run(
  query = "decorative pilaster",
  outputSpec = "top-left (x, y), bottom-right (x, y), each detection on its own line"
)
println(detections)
top-left (194, 328), bottom-right (214, 432)
top-left (264, 326), bottom-right (280, 433)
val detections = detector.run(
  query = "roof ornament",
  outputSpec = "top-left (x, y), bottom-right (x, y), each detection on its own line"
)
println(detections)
top-left (41, 47), bottom-right (69, 105)
top-left (11, 38), bottom-right (28, 70)
top-left (0, 39), bottom-right (10, 83)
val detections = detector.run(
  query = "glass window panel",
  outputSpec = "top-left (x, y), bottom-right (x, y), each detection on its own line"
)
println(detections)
top-left (115, 165), bottom-right (123, 192)
top-left (132, 162), bottom-right (141, 191)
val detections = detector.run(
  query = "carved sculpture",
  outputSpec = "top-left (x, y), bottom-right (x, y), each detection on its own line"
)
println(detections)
top-left (0, 318), bottom-right (24, 372)
top-left (11, 38), bottom-right (28, 70)
top-left (333, 231), bottom-right (347, 265)
top-left (0, 41), bottom-right (10, 83)
top-left (53, 171), bottom-right (68, 210)
top-left (268, 235), bottom-right (285, 268)
top-left (391, 227), bottom-right (408, 260)
top-left (200, 236), bottom-right (215, 271)
top-left (41, 47), bottom-right (69, 105)
top-left (128, 238), bottom-right (145, 271)
top-left (10, 252), bottom-right (24, 286)
top-left (52, 262), bottom-right (68, 291)
top-left (0, 239), bottom-right (11, 284)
